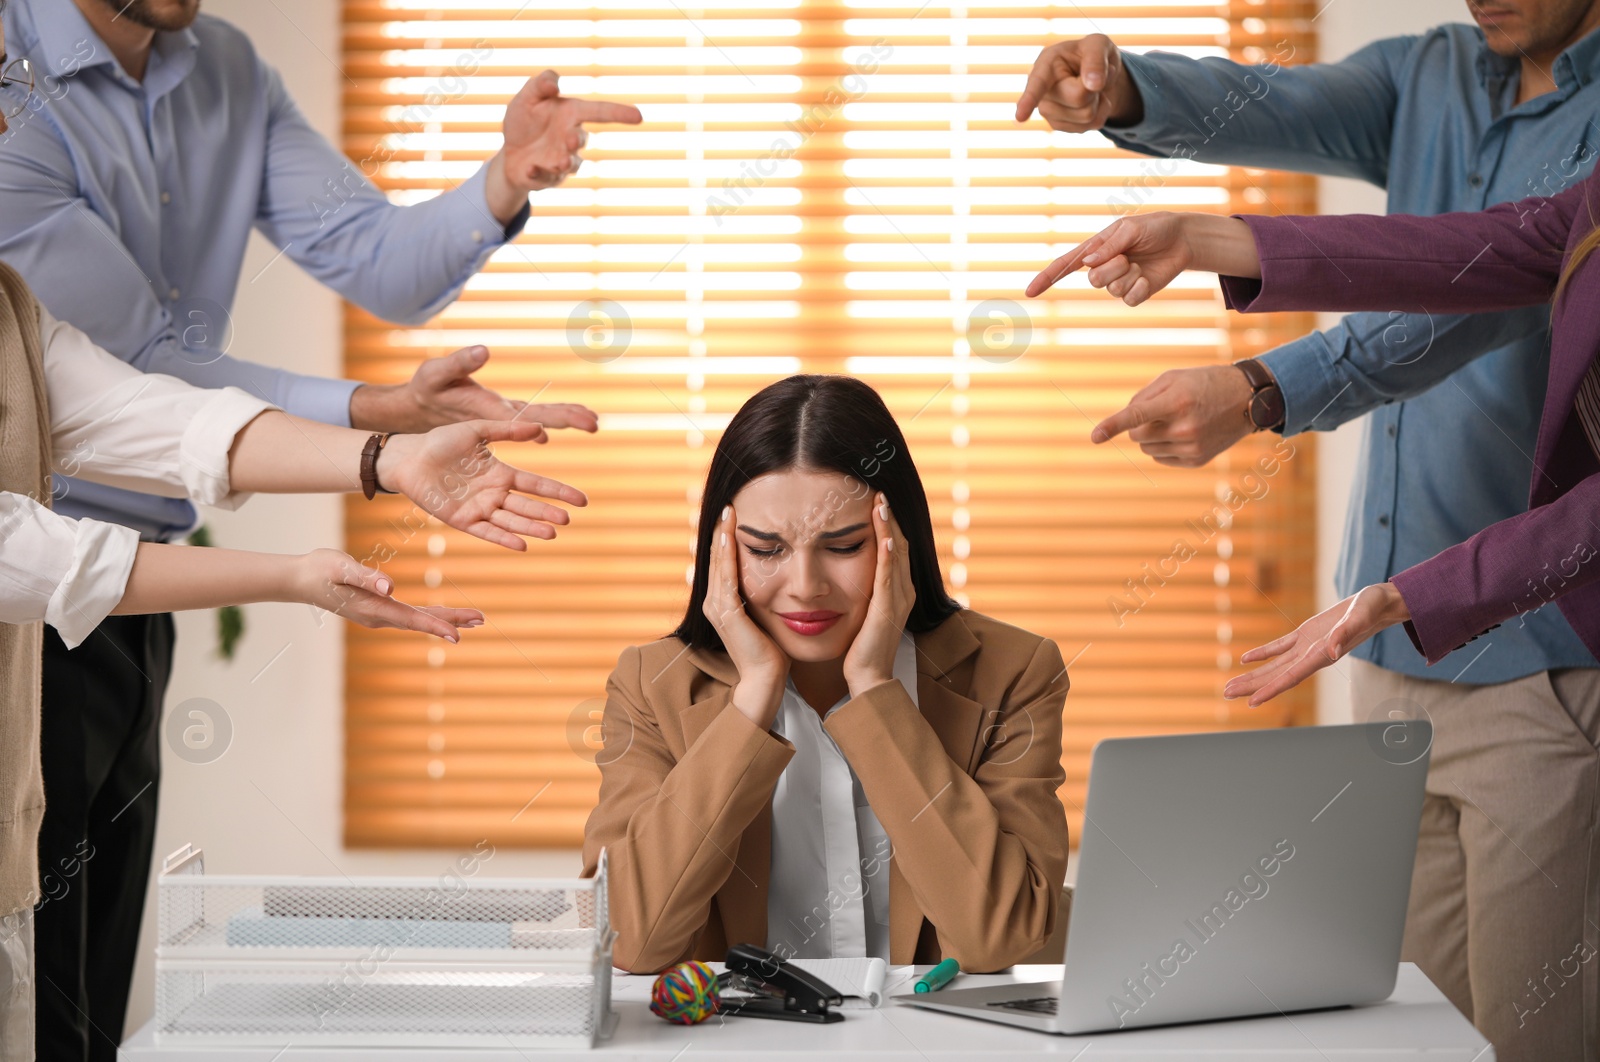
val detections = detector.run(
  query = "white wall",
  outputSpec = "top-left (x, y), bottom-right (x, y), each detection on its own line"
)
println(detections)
top-left (1311, 0), bottom-right (1464, 724)
top-left (121, 0), bottom-right (1466, 1034)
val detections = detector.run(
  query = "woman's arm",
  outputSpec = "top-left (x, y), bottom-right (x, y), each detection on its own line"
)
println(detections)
top-left (1027, 171), bottom-right (1595, 310)
top-left (1026, 212), bottom-right (1260, 302)
top-left (41, 310), bottom-right (586, 551)
top-left (580, 644), bottom-right (795, 973)
top-left (826, 501), bottom-right (1068, 970)
top-left (113, 545), bottom-right (480, 641)
top-left (1224, 467), bottom-right (1600, 703)
top-left (0, 492), bottom-right (476, 649)
top-left (827, 636), bottom-right (1070, 972)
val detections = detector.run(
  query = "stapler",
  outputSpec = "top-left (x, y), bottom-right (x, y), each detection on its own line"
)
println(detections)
top-left (715, 943), bottom-right (844, 1023)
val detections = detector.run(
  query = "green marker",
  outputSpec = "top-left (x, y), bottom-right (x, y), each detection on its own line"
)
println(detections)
top-left (914, 958), bottom-right (960, 993)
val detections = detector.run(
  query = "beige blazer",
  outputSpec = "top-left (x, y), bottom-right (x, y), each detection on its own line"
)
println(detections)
top-left (580, 608), bottom-right (1070, 974)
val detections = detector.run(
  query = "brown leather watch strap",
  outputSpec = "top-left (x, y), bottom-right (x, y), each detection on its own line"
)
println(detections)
top-left (1234, 356), bottom-right (1274, 393)
top-left (1232, 358), bottom-right (1285, 432)
top-left (359, 432), bottom-right (394, 500)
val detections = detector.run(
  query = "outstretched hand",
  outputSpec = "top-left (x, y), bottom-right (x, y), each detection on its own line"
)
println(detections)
top-left (378, 420), bottom-right (589, 551)
top-left (301, 548), bottom-right (483, 642)
top-left (1223, 583), bottom-right (1411, 705)
top-left (352, 345), bottom-right (600, 435)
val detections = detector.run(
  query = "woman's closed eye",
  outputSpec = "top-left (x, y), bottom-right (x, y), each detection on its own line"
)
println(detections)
top-left (742, 540), bottom-right (866, 558)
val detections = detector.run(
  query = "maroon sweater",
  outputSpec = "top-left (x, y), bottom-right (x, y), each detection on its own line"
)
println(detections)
top-left (1219, 174), bottom-right (1600, 665)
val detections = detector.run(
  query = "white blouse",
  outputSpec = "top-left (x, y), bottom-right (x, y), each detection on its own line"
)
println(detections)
top-left (0, 306), bottom-right (273, 648)
top-left (765, 632), bottom-right (916, 961)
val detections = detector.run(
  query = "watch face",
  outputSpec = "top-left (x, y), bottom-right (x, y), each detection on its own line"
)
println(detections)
top-left (1250, 389), bottom-right (1285, 431)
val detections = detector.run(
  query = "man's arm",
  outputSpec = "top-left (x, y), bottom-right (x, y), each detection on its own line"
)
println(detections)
top-left (252, 60), bottom-right (516, 327)
top-left (0, 111), bottom-right (358, 426)
top-left (1092, 301), bottom-right (1553, 466)
top-left (1259, 303), bottom-right (1554, 436)
top-left (1017, 33), bottom-right (1414, 185)
top-left (0, 107), bottom-right (586, 440)
top-left (254, 63), bottom-right (641, 326)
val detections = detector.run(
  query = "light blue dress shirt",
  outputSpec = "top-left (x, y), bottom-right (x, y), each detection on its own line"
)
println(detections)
top-left (0, 0), bottom-right (529, 540)
top-left (1103, 25), bottom-right (1600, 683)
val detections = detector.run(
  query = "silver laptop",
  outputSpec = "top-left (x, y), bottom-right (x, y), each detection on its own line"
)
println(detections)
top-left (901, 722), bottom-right (1430, 1034)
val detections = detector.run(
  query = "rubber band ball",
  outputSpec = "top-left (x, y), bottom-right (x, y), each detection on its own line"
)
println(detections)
top-left (649, 960), bottom-right (721, 1024)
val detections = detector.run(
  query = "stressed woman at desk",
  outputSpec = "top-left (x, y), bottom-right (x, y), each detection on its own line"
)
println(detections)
top-left (581, 375), bottom-right (1069, 974)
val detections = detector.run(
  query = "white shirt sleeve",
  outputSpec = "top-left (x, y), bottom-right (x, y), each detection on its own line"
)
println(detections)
top-left (0, 304), bottom-right (285, 647)
top-left (0, 494), bottom-right (138, 649)
top-left (40, 305), bottom-right (277, 508)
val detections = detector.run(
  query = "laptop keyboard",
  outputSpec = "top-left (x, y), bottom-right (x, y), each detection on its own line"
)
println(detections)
top-left (987, 996), bottom-right (1059, 1015)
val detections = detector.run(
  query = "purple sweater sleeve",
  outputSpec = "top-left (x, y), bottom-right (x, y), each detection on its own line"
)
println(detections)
top-left (1208, 173), bottom-right (1600, 665)
top-left (1389, 472), bottom-right (1600, 664)
top-left (1217, 173), bottom-right (1592, 315)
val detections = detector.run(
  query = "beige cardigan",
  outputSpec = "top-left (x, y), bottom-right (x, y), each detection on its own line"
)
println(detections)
top-left (581, 608), bottom-right (1070, 973)
top-left (0, 263), bottom-right (52, 917)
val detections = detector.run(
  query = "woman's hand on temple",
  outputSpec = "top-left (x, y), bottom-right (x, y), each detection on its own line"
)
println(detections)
top-left (376, 420), bottom-right (588, 551)
top-left (843, 494), bottom-right (916, 698)
top-left (1025, 212), bottom-right (1261, 302)
top-left (704, 504), bottom-right (790, 728)
top-left (297, 548), bottom-right (483, 642)
top-left (1223, 583), bottom-right (1412, 705)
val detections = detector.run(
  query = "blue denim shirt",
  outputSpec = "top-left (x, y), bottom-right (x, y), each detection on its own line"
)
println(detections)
top-left (0, 0), bottom-right (528, 540)
top-left (1104, 24), bottom-right (1600, 683)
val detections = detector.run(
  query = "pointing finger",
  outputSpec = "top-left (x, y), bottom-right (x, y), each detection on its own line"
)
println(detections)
top-left (1026, 243), bottom-right (1090, 297)
top-left (1017, 47), bottom-right (1072, 122)
top-left (1090, 400), bottom-right (1154, 443)
top-left (570, 99), bottom-right (644, 125)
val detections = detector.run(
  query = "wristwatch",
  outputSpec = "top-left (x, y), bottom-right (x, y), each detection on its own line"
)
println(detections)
top-left (1233, 358), bottom-right (1285, 432)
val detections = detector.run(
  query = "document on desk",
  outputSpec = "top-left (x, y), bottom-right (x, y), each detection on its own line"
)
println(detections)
top-left (787, 958), bottom-right (892, 1008)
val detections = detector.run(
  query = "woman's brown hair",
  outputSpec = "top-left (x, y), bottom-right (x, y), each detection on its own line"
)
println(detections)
top-left (1555, 185), bottom-right (1600, 306)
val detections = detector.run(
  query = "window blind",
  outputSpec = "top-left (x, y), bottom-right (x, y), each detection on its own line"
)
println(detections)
top-left (342, 0), bottom-right (1319, 848)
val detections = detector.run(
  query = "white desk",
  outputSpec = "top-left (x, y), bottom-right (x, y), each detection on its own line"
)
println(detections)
top-left (119, 962), bottom-right (1492, 1060)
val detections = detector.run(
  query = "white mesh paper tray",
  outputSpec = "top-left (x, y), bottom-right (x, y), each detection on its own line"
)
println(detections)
top-left (153, 844), bottom-right (616, 1049)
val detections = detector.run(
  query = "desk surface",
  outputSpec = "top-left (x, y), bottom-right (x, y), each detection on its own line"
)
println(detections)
top-left (119, 963), bottom-right (1492, 1061)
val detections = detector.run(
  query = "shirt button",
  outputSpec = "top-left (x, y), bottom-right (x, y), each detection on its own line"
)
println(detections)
top-left (471, 229), bottom-right (484, 243)
top-left (1386, 424), bottom-right (1397, 438)
top-left (160, 191), bottom-right (171, 205)
top-left (1378, 514), bottom-right (1391, 528)
top-left (1468, 173), bottom-right (1484, 188)
top-left (168, 287), bottom-right (180, 301)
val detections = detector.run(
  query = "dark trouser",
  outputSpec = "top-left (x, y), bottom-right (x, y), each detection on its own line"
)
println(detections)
top-left (34, 614), bottom-right (173, 1062)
